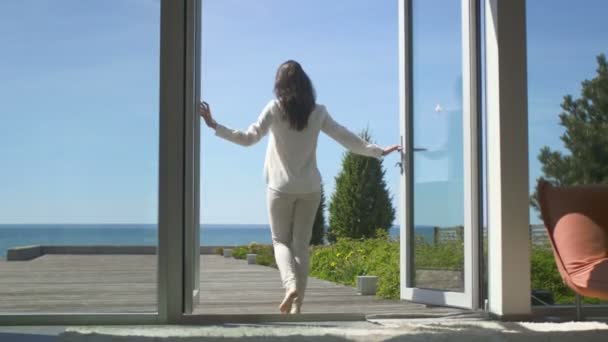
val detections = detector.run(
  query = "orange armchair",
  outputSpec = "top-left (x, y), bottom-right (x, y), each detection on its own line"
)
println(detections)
top-left (537, 180), bottom-right (608, 319)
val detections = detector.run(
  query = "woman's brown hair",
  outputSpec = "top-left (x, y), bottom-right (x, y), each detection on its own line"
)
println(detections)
top-left (274, 60), bottom-right (316, 131)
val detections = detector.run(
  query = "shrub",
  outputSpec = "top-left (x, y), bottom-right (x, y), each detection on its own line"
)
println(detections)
top-left (327, 130), bottom-right (395, 242)
top-left (310, 185), bottom-right (327, 245)
top-left (530, 244), bottom-right (602, 304)
top-left (414, 238), bottom-right (464, 271)
top-left (228, 238), bottom-right (603, 304)
top-left (232, 246), bottom-right (248, 259)
top-left (230, 243), bottom-right (277, 268)
top-left (310, 230), bottom-right (401, 299)
top-left (530, 54), bottom-right (608, 217)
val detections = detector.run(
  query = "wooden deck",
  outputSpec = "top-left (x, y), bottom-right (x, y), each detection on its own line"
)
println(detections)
top-left (0, 254), bottom-right (467, 316)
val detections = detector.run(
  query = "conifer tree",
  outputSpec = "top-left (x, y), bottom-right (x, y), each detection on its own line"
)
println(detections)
top-left (531, 54), bottom-right (608, 211)
top-left (309, 185), bottom-right (326, 245)
top-left (327, 130), bottom-right (395, 242)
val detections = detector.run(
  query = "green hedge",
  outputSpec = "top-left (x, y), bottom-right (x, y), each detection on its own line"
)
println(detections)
top-left (309, 235), bottom-right (604, 304)
top-left (231, 243), bottom-right (277, 268)
top-left (413, 237), bottom-right (463, 271)
top-left (226, 236), bottom-right (605, 304)
top-left (309, 231), bottom-right (400, 298)
top-left (530, 244), bottom-right (603, 304)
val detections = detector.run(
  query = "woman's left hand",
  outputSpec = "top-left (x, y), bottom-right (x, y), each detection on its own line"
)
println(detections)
top-left (199, 101), bottom-right (217, 129)
top-left (382, 144), bottom-right (402, 156)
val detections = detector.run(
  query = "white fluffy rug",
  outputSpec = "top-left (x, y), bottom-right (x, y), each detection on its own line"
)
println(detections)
top-left (59, 320), bottom-right (608, 342)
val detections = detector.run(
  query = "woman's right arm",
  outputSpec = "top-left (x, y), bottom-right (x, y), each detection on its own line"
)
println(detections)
top-left (200, 101), bottom-right (274, 147)
top-left (320, 108), bottom-right (385, 159)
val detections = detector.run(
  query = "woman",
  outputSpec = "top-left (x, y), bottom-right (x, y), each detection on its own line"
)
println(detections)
top-left (199, 60), bottom-right (400, 314)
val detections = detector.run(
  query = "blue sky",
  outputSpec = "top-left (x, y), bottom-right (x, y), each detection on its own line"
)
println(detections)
top-left (0, 0), bottom-right (606, 225)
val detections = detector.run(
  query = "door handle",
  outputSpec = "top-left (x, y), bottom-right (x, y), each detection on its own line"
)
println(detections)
top-left (395, 161), bottom-right (404, 172)
top-left (396, 136), bottom-right (405, 174)
top-left (395, 143), bottom-right (428, 174)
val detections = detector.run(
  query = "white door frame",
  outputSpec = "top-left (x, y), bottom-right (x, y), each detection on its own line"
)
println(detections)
top-left (484, 0), bottom-right (531, 318)
top-left (158, 0), bottom-right (201, 323)
top-left (183, 0), bottom-right (202, 315)
top-left (398, 0), bottom-right (481, 309)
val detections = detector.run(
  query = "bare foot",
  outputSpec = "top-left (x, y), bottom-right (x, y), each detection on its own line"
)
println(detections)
top-left (279, 289), bottom-right (298, 314)
top-left (290, 304), bottom-right (301, 314)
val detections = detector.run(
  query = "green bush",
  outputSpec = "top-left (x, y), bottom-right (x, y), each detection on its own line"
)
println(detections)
top-left (530, 244), bottom-right (602, 304)
top-left (310, 230), bottom-right (401, 299)
top-left (232, 246), bottom-right (248, 259)
top-left (230, 243), bottom-right (277, 268)
top-left (227, 238), bottom-right (604, 304)
top-left (256, 252), bottom-right (277, 268)
top-left (310, 236), bottom-right (600, 303)
top-left (327, 130), bottom-right (395, 242)
top-left (309, 230), bottom-right (465, 299)
top-left (414, 237), bottom-right (464, 271)
top-left (310, 185), bottom-right (327, 245)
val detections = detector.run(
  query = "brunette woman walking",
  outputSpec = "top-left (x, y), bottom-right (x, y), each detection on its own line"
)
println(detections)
top-left (199, 60), bottom-right (400, 314)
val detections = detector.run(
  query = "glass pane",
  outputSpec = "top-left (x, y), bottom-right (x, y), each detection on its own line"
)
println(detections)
top-left (527, 0), bottom-right (608, 306)
top-left (0, 1), bottom-right (160, 313)
top-left (412, 0), bottom-right (464, 292)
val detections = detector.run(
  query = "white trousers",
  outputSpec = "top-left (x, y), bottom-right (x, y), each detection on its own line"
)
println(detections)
top-left (267, 188), bottom-right (321, 305)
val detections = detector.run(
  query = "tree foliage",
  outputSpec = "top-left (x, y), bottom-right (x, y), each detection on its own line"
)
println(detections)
top-left (310, 185), bottom-right (326, 245)
top-left (531, 54), bottom-right (608, 211)
top-left (327, 130), bottom-right (395, 242)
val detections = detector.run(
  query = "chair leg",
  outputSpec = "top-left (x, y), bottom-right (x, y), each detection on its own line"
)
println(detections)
top-left (575, 293), bottom-right (583, 321)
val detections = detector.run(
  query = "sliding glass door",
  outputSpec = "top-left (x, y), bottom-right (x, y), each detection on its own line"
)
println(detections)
top-left (399, 0), bottom-right (481, 309)
top-left (0, 0), bottom-right (160, 314)
top-left (0, 0), bottom-right (486, 323)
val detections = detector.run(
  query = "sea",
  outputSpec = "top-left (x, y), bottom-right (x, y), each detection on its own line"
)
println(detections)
top-left (0, 224), bottom-right (435, 260)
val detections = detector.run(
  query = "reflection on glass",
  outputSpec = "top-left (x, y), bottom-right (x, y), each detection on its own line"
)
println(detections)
top-left (412, 0), bottom-right (464, 292)
top-left (0, 2), bottom-right (160, 312)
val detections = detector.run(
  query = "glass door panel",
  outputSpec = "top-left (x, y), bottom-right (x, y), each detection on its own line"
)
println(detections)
top-left (0, 0), bottom-right (160, 313)
top-left (411, 0), bottom-right (464, 292)
top-left (399, 0), bottom-right (478, 308)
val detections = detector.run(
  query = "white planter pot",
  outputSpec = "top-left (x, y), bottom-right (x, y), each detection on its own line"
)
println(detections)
top-left (356, 276), bottom-right (378, 296)
top-left (223, 249), bottom-right (233, 258)
top-left (247, 254), bottom-right (257, 265)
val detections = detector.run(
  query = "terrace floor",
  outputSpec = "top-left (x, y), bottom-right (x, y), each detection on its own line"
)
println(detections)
top-left (0, 254), bottom-right (470, 317)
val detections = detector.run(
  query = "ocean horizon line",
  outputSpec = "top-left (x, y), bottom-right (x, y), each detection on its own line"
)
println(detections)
top-left (0, 224), bottom-right (427, 260)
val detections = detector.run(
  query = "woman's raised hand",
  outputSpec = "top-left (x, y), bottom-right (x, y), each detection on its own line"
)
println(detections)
top-left (382, 144), bottom-right (401, 156)
top-left (199, 101), bottom-right (217, 129)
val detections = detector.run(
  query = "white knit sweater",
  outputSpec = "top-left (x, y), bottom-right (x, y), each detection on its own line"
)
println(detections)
top-left (214, 99), bottom-right (384, 194)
